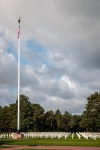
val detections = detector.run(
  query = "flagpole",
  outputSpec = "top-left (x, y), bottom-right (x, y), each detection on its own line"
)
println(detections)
top-left (17, 17), bottom-right (21, 134)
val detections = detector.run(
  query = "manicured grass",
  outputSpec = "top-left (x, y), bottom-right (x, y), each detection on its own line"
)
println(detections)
top-left (0, 135), bottom-right (100, 147)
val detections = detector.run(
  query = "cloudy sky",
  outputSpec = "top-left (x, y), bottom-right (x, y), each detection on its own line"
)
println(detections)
top-left (0, 0), bottom-right (100, 114)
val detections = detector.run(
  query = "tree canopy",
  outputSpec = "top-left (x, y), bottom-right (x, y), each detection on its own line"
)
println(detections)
top-left (81, 92), bottom-right (100, 132)
top-left (0, 92), bottom-right (100, 132)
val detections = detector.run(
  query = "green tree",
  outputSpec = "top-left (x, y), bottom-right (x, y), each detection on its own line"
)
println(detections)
top-left (80, 112), bottom-right (88, 131)
top-left (18, 95), bottom-right (34, 131)
top-left (0, 106), bottom-right (2, 132)
top-left (61, 111), bottom-right (71, 131)
top-left (69, 115), bottom-right (81, 132)
top-left (9, 103), bottom-right (17, 132)
top-left (81, 92), bottom-right (100, 132)
top-left (55, 109), bottom-right (62, 131)
top-left (32, 103), bottom-right (44, 131)
top-left (0, 106), bottom-right (11, 132)
top-left (44, 110), bottom-right (55, 131)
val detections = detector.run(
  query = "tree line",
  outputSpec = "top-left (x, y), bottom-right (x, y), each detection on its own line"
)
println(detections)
top-left (0, 92), bottom-right (100, 132)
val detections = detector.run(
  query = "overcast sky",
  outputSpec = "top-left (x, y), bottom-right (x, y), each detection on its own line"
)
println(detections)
top-left (0, 0), bottom-right (100, 114)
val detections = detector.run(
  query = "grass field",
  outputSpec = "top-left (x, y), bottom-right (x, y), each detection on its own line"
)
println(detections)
top-left (0, 134), bottom-right (100, 147)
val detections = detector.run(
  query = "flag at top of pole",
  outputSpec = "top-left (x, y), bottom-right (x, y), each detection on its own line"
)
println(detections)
top-left (18, 17), bottom-right (21, 39)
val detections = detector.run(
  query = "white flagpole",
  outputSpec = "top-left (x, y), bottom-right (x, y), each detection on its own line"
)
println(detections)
top-left (17, 17), bottom-right (21, 133)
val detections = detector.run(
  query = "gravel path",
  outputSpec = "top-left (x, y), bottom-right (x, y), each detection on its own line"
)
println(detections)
top-left (0, 146), bottom-right (100, 150)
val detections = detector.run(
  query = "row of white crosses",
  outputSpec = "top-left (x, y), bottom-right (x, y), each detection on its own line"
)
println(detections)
top-left (23, 132), bottom-right (71, 139)
top-left (24, 132), bottom-right (100, 140)
top-left (79, 132), bottom-right (100, 140)
top-left (71, 132), bottom-right (100, 140)
top-left (0, 132), bottom-right (100, 140)
top-left (0, 133), bottom-right (14, 139)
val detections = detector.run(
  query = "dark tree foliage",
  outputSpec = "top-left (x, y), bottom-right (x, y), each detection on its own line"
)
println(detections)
top-left (44, 110), bottom-right (55, 131)
top-left (0, 106), bottom-right (3, 132)
top-left (31, 103), bottom-right (45, 131)
top-left (81, 92), bottom-right (100, 132)
top-left (0, 106), bottom-right (11, 132)
top-left (61, 111), bottom-right (71, 132)
top-left (69, 115), bottom-right (81, 132)
top-left (55, 109), bottom-right (62, 131)
top-left (0, 92), bottom-right (100, 132)
top-left (9, 103), bottom-right (17, 132)
top-left (19, 95), bottom-right (34, 131)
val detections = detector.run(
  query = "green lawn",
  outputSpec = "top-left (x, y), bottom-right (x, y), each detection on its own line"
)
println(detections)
top-left (0, 134), bottom-right (100, 147)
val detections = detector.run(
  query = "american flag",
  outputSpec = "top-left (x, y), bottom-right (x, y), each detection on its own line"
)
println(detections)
top-left (18, 26), bottom-right (20, 39)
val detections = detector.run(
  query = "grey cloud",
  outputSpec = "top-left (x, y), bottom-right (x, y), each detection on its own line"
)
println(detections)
top-left (0, 50), bottom-right (17, 87)
top-left (0, 87), bottom-right (16, 106)
top-left (0, 0), bottom-right (100, 114)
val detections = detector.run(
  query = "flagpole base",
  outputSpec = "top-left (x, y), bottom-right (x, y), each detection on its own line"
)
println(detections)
top-left (12, 133), bottom-right (24, 139)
